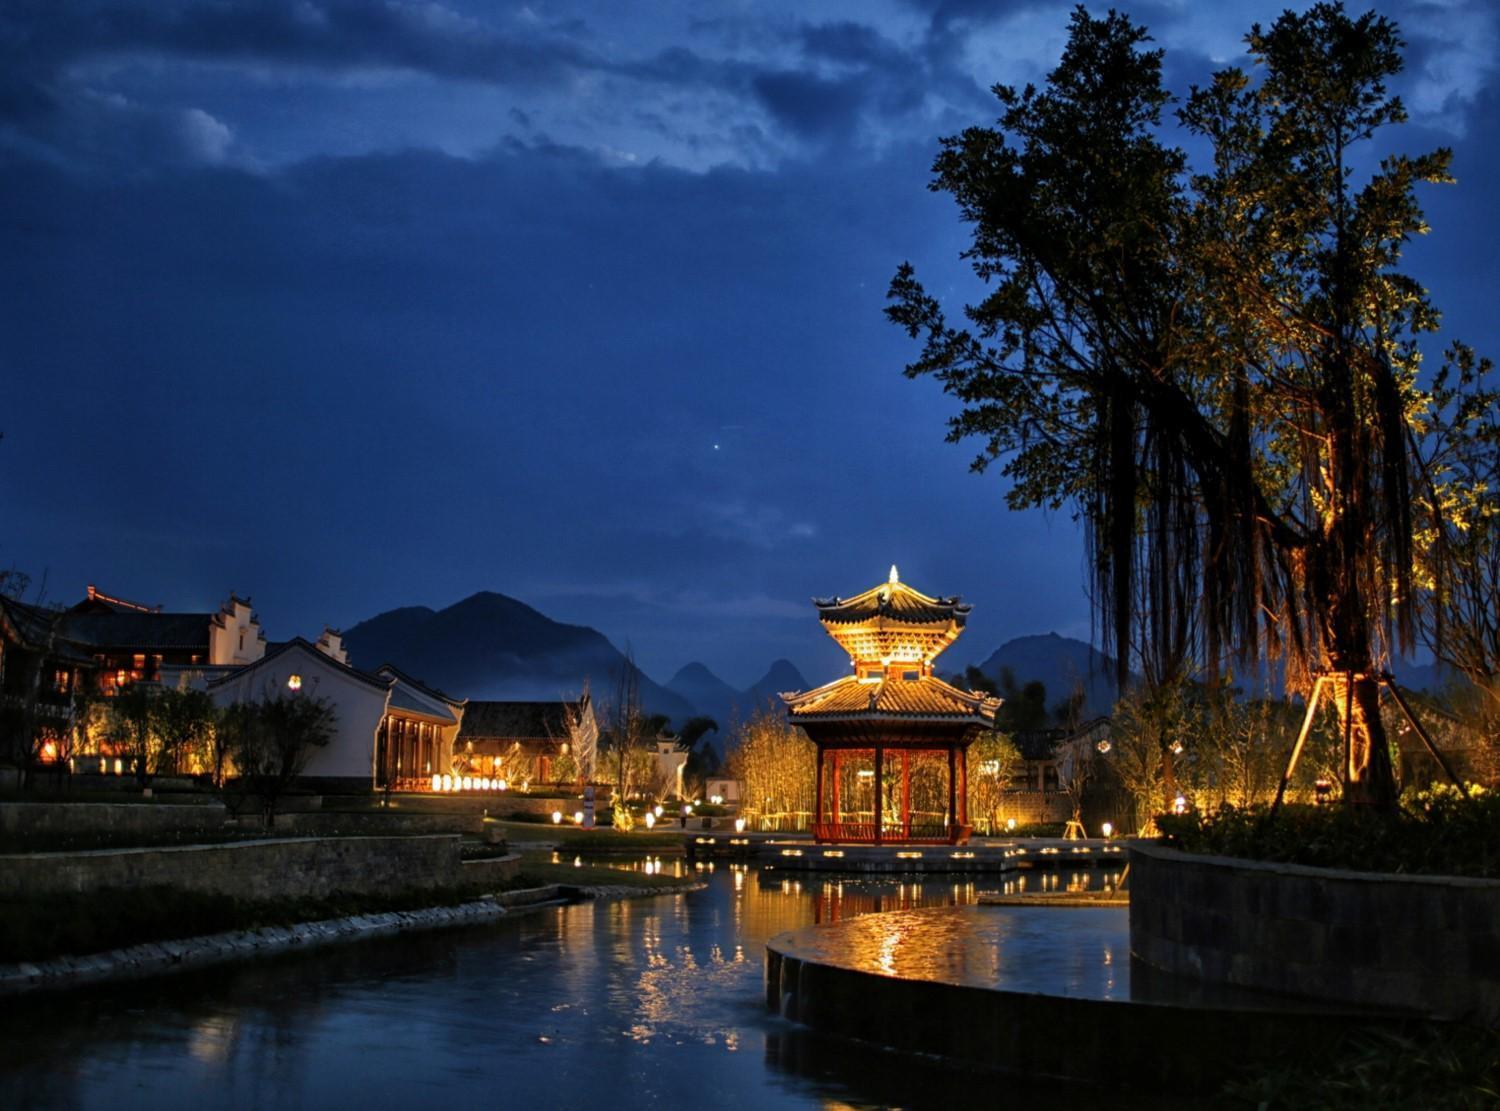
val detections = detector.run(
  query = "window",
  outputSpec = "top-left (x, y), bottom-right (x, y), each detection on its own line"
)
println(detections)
top-left (902, 670), bottom-right (920, 682)
top-left (860, 667), bottom-right (884, 681)
top-left (53, 669), bottom-right (72, 694)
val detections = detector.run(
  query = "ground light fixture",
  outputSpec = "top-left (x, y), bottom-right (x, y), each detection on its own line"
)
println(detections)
top-left (1101, 822), bottom-right (1113, 838)
top-left (734, 818), bottom-right (746, 833)
top-left (645, 812), bottom-right (656, 829)
top-left (551, 811), bottom-right (562, 824)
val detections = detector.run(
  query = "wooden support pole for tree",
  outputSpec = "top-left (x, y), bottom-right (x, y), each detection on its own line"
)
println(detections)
top-left (1269, 675), bottom-right (1328, 818)
top-left (1381, 674), bottom-right (1469, 796)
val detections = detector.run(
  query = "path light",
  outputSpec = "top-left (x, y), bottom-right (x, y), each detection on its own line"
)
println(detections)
top-left (653, 804), bottom-right (663, 818)
top-left (645, 812), bottom-right (656, 829)
top-left (1101, 822), bottom-right (1113, 839)
top-left (498, 779), bottom-right (508, 791)
top-left (734, 818), bottom-right (746, 833)
top-left (462, 776), bottom-right (473, 791)
top-left (573, 811), bottom-right (584, 824)
top-left (551, 810), bottom-right (563, 824)
top-left (431, 773), bottom-right (441, 792)
top-left (1172, 795), bottom-right (1188, 815)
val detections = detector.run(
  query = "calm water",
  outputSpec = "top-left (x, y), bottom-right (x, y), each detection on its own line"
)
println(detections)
top-left (0, 863), bottom-right (1169, 1111)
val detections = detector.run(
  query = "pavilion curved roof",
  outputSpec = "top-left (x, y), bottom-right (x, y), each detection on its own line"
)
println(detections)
top-left (783, 674), bottom-right (999, 723)
top-left (814, 577), bottom-right (971, 627)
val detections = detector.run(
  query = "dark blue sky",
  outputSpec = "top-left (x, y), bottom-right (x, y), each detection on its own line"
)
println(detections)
top-left (3, 1), bottom-right (1497, 688)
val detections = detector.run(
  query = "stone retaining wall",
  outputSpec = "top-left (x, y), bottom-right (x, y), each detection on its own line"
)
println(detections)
top-left (766, 933), bottom-right (1405, 1091)
top-left (461, 853), bottom-right (523, 886)
top-left (0, 835), bottom-right (463, 901)
top-left (1, 800), bottom-right (229, 839)
top-left (1129, 842), bottom-right (1500, 1024)
top-left (271, 810), bottom-right (484, 837)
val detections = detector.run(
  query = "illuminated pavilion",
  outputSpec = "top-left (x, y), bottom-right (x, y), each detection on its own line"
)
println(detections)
top-left (783, 567), bottom-right (1000, 844)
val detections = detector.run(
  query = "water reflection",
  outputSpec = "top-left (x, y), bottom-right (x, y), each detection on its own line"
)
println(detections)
top-left (0, 867), bottom-right (1161, 1111)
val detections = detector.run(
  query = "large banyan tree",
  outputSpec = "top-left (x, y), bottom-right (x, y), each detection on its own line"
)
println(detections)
top-left (888, 4), bottom-right (1458, 808)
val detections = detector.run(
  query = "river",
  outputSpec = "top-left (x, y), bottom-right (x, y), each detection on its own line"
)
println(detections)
top-left (0, 863), bottom-right (1152, 1110)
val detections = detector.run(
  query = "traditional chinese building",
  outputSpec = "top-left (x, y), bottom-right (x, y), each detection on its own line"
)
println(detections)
top-left (782, 567), bottom-right (1000, 844)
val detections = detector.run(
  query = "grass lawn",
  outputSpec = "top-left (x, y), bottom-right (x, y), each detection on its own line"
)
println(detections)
top-left (517, 853), bottom-right (700, 891)
top-left (486, 818), bottom-right (686, 851)
top-left (0, 875), bottom-right (551, 965)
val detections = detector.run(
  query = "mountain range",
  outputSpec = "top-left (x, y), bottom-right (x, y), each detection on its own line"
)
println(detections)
top-left (970, 632), bottom-right (1130, 718)
top-left (343, 589), bottom-right (1249, 742)
top-left (343, 591), bottom-right (697, 721)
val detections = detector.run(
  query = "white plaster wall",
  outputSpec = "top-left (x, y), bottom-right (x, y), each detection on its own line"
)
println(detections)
top-left (210, 645), bottom-right (389, 782)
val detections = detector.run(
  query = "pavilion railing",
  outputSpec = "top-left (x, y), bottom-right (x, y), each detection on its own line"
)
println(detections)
top-left (812, 819), bottom-right (962, 843)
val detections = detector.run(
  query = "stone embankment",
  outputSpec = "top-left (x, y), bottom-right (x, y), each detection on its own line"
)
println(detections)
top-left (0, 877), bottom-right (700, 996)
top-left (1130, 842), bottom-right (1500, 1024)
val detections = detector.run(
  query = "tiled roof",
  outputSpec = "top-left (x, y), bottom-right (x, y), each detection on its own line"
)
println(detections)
top-left (0, 596), bottom-right (95, 663)
top-left (459, 699), bottom-right (582, 741)
top-left (387, 683), bottom-right (459, 724)
top-left (375, 663), bottom-right (464, 708)
top-left (784, 675), bottom-right (999, 722)
top-left (59, 611), bottom-right (213, 651)
top-left (207, 637), bottom-right (393, 692)
top-left (814, 578), bottom-right (970, 627)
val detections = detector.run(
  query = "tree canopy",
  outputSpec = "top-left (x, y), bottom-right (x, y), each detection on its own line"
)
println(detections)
top-left (888, 4), bottom-right (1476, 807)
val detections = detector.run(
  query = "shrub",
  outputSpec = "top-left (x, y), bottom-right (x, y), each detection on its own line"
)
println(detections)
top-left (1156, 786), bottom-right (1500, 877)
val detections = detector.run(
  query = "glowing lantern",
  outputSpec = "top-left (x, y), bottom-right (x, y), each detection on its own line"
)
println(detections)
top-left (1101, 822), bottom-right (1113, 839)
top-left (653, 804), bottom-right (663, 818)
top-left (573, 811), bottom-right (584, 824)
top-left (430, 773), bottom-right (441, 792)
top-left (1006, 818), bottom-right (1017, 832)
top-left (645, 812), bottom-right (656, 829)
top-left (734, 818), bottom-right (746, 833)
top-left (497, 779), bottom-right (508, 791)
top-left (462, 776), bottom-right (473, 791)
top-left (551, 810), bottom-right (562, 824)
top-left (287, 674), bottom-right (302, 692)
top-left (441, 774), bottom-right (453, 792)
top-left (1172, 795), bottom-right (1188, 815)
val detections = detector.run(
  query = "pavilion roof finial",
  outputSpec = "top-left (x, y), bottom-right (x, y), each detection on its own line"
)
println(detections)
top-left (889, 564), bottom-right (899, 585)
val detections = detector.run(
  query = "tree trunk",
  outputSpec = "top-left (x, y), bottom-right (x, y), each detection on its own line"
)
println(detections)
top-left (1327, 671), bottom-right (1396, 809)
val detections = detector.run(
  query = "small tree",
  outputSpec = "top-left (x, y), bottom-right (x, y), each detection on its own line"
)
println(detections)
top-left (727, 708), bottom-right (815, 830)
top-left (604, 650), bottom-right (653, 802)
top-left (966, 730), bottom-right (1023, 831)
top-left (112, 682), bottom-right (170, 792)
top-left (227, 692), bottom-right (336, 829)
top-left (153, 686), bottom-right (217, 780)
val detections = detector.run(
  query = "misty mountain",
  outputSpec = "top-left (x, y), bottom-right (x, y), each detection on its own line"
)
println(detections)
top-left (972, 633), bottom-right (1129, 718)
top-left (666, 657), bottom-right (810, 747)
top-left (666, 663), bottom-right (740, 727)
top-left (744, 658), bottom-right (809, 711)
top-left (344, 591), bottom-right (696, 721)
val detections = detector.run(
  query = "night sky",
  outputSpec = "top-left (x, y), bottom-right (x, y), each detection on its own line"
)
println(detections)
top-left (3, 1), bottom-right (1497, 688)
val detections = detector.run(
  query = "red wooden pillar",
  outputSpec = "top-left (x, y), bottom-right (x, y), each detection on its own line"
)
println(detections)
top-left (901, 751), bottom-right (911, 840)
top-left (832, 750), bottom-right (841, 823)
top-left (958, 750), bottom-right (969, 825)
top-left (814, 746), bottom-right (825, 839)
top-left (874, 745), bottom-right (884, 844)
top-left (947, 746), bottom-right (957, 842)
